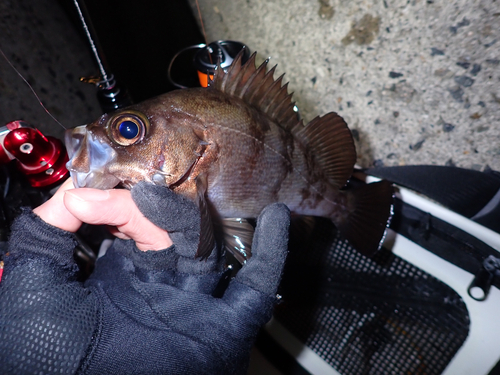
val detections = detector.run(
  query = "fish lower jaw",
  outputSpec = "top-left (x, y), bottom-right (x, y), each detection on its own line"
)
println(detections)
top-left (70, 170), bottom-right (121, 190)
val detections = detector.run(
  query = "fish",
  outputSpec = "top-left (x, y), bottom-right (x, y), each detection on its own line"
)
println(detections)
top-left (65, 51), bottom-right (394, 263)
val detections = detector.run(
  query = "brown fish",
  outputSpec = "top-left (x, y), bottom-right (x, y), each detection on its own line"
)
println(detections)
top-left (65, 52), bottom-right (393, 262)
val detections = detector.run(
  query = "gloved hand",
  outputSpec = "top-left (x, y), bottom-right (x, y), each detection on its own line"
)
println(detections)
top-left (80, 182), bottom-right (290, 375)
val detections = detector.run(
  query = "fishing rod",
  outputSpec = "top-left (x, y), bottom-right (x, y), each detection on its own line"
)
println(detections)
top-left (72, 0), bottom-right (133, 113)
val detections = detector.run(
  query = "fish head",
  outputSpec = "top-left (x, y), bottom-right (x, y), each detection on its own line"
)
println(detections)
top-left (65, 98), bottom-right (206, 190)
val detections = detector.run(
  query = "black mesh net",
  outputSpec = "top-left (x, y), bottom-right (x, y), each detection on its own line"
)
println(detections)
top-left (274, 218), bottom-right (470, 375)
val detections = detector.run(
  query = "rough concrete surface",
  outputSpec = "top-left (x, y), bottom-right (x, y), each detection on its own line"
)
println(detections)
top-left (0, 0), bottom-right (101, 141)
top-left (189, 0), bottom-right (500, 171)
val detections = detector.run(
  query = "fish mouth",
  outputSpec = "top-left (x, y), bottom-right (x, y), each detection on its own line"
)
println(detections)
top-left (65, 125), bottom-right (121, 189)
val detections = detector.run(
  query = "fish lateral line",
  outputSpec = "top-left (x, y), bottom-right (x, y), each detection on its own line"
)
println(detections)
top-left (211, 121), bottom-right (339, 206)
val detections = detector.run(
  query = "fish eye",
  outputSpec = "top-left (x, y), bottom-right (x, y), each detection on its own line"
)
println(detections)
top-left (107, 111), bottom-right (150, 146)
top-left (119, 121), bottom-right (139, 139)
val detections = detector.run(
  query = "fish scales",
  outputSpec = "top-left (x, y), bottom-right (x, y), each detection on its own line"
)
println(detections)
top-left (65, 51), bottom-right (394, 262)
top-left (174, 90), bottom-right (331, 218)
top-left (128, 88), bottom-right (341, 219)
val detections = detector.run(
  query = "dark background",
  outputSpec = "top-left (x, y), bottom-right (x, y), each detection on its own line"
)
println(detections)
top-left (56, 0), bottom-right (205, 103)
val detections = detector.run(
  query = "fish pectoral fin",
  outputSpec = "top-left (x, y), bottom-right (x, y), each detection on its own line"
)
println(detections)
top-left (194, 175), bottom-right (216, 260)
top-left (219, 218), bottom-right (255, 265)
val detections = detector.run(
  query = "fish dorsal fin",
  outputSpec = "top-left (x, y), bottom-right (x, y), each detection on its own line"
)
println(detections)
top-left (292, 113), bottom-right (357, 188)
top-left (210, 50), bottom-right (301, 130)
top-left (211, 50), bottom-right (356, 188)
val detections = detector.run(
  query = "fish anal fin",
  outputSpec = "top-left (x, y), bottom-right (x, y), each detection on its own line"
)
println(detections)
top-left (334, 180), bottom-right (394, 256)
top-left (293, 112), bottom-right (356, 188)
top-left (219, 218), bottom-right (255, 265)
top-left (210, 50), bottom-right (301, 131)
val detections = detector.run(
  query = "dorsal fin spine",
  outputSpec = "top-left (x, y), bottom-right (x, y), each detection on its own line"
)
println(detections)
top-left (259, 75), bottom-right (284, 113)
top-left (249, 66), bottom-right (277, 104)
top-left (240, 62), bottom-right (267, 100)
top-left (210, 51), bottom-right (300, 131)
top-left (270, 93), bottom-right (291, 119)
top-left (227, 59), bottom-right (247, 95)
top-left (234, 54), bottom-right (258, 98)
top-left (275, 91), bottom-right (294, 119)
top-left (268, 75), bottom-right (288, 111)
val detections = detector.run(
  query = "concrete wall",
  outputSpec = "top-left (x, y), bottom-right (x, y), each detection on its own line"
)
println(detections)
top-left (188, 0), bottom-right (500, 170)
top-left (0, 0), bottom-right (101, 141)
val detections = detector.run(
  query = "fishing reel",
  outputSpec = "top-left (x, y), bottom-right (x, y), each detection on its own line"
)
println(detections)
top-left (0, 122), bottom-right (101, 278)
top-left (167, 40), bottom-right (250, 89)
top-left (0, 121), bottom-right (69, 188)
top-left (167, 40), bottom-right (302, 120)
top-left (0, 121), bottom-right (69, 246)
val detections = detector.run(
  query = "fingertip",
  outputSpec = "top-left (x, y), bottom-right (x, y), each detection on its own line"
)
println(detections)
top-left (64, 188), bottom-right (111, 203)
top-left (257, 203), bottom-right (290, 228)
top-left (63, 190), bottom-right (85, 203)
top-left (254, 203), bottom-right (291, 251)
top-left (33, 183), bottom-right (82, 232)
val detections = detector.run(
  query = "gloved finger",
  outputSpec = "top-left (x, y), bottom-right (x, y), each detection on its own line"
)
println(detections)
top-left (175, 243), bottom-right (222, 276)
top-left (126, 201), bottom-right (289, 337)
top-left (132, 182), bottom-right (222, 275)
top-left (131, 182), bottom-right (200, 234)
top-left (224, 203), bottom-right (290, 308)
top-left (131, 182), bottom-right (200, 255)
top-left (171, 271), bottom-right (224, 295)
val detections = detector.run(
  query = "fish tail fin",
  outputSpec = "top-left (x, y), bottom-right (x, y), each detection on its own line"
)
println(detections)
top-left (333, 180), bottom-right (394, 256)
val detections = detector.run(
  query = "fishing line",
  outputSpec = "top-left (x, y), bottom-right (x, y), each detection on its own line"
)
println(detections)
top-left (72, 0), bottom-right (111, 90)
top-left (195, 0), bottom-right (213, 65)
top-left (0, 46), bottom-right (66, 130)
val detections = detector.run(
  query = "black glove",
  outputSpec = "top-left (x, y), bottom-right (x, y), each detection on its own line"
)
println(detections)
top-left (80, 182), bottom-right (290, 374)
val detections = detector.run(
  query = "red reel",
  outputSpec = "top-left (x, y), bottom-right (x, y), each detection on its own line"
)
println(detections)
top-left (2, 121), bottom-right (69, 187)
